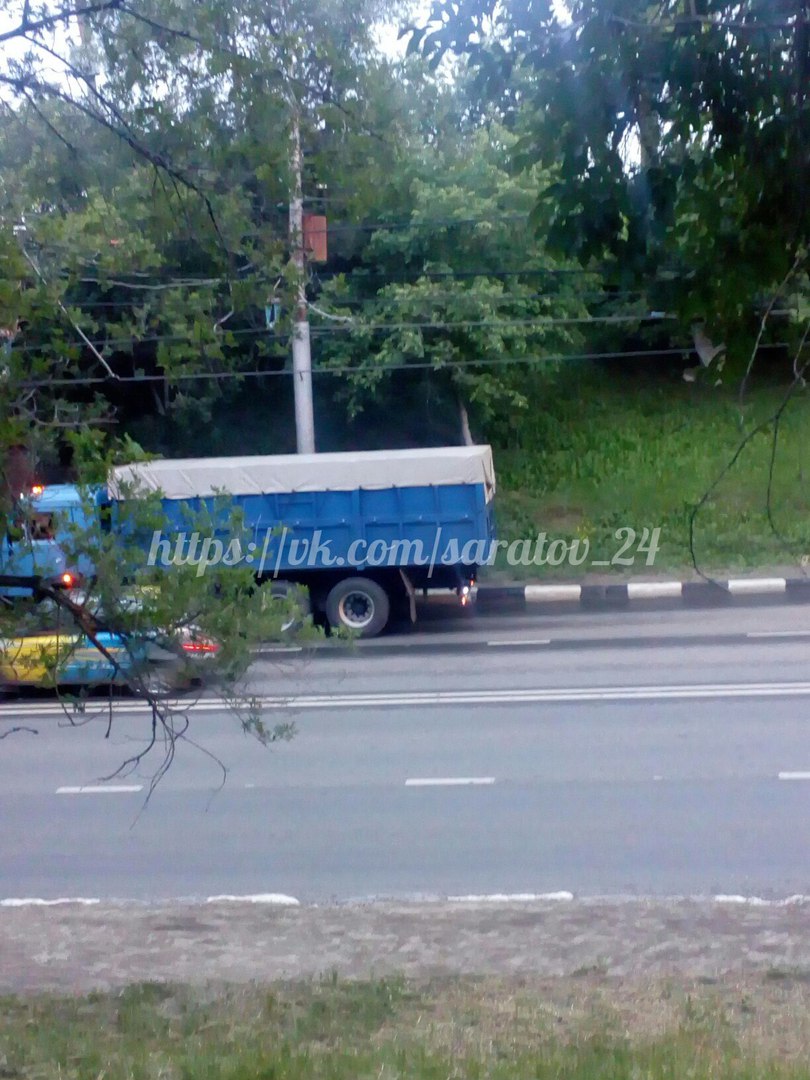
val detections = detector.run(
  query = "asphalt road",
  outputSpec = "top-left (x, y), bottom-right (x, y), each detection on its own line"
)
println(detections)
top-left (3, 600), bottom-right (810, 903)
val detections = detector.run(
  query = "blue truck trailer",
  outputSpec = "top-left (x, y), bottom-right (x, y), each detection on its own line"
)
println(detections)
top-left (26, 446), bottom-right (497, 637)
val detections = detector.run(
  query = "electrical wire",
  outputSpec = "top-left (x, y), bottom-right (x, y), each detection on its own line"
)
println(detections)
top-left (320, 214), bottom-right (529, 234)
top-left (62, 289), bottom-right (647, 309)
top-left (307, 314), bottom-right (678, 332)
top-left (307, 290), bottom-right (646, 306)
top-left (19, 245), bottom-right (119, 381)
top-left (314, 266), bottom-right (650, 280)
top-left (9, 312), bottom-right (673, 353)
top-left (12, 308), bottom-right (795, 354)
top-left (16, 344), bottom-right (790, 389)
top-left (13, 326), bottom-right (283, 353)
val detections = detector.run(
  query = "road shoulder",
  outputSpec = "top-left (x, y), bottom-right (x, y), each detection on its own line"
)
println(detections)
top-left (3, 897), bottom-right (810, 993)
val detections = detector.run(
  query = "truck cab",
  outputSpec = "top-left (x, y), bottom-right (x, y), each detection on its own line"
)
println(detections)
top-left (0, 485), bottom-right (73, 597)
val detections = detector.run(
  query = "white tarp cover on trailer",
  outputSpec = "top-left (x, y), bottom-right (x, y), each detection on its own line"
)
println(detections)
top-left (109, 446), bottom-right (496, 501)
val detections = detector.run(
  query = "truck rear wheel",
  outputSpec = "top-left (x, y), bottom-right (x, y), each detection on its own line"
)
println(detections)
top-left (325, 577), bottom-right (390, 637)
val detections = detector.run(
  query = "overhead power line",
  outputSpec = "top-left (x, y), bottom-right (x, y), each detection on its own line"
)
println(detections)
top-left (19, 245), bottom-right (119, 381)
top-left (315, 267), bottom-right (602, 280)
top-left (63, 289), bottom-right (646, 309)
top-left (311, 290), bottom-right (646, 306)
top-left (320, 214), bottom-right (529, 235)
top-left (17, 344), bottom-right (790, 389)
top-left (12, 311), bottom-right (680, 354)
top-left (308, 314), bottom-right (679, 332)
top-left (14, 309), bottom-right (796, 355)
top-left (13, 326), bottom-right (282, 353)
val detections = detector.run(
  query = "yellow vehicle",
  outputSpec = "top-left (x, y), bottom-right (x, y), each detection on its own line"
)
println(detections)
top-left (0, 593), bottom-right (220, 693)
top-left (0, 628), bottom-right (134, 688)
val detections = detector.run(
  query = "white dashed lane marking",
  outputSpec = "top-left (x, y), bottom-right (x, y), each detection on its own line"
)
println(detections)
top-left (405, 777), bottom-right (496, 787)
top-left (487, 638), bottom-right (551, 647)
top-left (56, 785), bottom-right (143, 794)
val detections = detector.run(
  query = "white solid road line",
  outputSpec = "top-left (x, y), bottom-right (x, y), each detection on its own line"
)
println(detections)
top-left (242, 681), bottom-right (810, 707)
top-left (405, 777), bottom-right (496, 786)
top-left (9, 679), bottom-right (810, 718)
top-left (778, 772), bottom-right (810, 780)
top-left (486, 638), bottom-right (551, 647)
top-left (261, 681), bottom-right (810, 707)
top-left (56, 785), bottom-right (143, 794)
top-left (747, 630), bottom-right (810, 638)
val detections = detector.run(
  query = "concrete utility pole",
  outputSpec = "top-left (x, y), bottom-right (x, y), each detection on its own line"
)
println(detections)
top-left (289, 108), bottom-right (316, 454)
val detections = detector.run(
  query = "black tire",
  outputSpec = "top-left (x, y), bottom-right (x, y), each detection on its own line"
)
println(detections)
top-left (325, 577), bottom-right (390, 638)
top-left (261, 580), bottom-right (311, 635)
top-left (131, 661), bottom-right (190, 699)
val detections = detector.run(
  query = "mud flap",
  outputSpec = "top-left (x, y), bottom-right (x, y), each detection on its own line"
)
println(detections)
top-left (398, 568), bottom-right (417, 624)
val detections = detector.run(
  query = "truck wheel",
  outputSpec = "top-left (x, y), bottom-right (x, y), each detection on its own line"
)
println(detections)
top-left (261, 580), bottom-right (311, 634)
top-left (132, 661), bottom-right (189, 699)
top-left (325, 577), bottom-right (390, 637)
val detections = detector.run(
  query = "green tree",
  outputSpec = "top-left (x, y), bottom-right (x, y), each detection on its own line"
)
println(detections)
top-left (414, 0), bottom-right (810, 375)
top-left (315, 106), bottom-right (589, 444)
top-left (0, 0), bottom-right (408, 425)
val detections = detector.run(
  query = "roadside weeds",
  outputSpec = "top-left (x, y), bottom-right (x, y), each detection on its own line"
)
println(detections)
top-left (5, 973), bottom-right (810, 1077)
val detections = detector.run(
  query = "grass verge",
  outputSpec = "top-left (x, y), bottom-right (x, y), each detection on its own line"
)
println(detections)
top-left (5, 973), bottom-right (810, 1078)
top-left (492, 367), bottom-right (810, 578)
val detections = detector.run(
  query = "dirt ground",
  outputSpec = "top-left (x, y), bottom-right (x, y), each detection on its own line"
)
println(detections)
top-left (3, 897), bottom-right (810, 995)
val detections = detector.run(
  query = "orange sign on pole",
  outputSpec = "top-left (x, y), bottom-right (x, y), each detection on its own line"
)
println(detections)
top-left (302, 213), bottom-right (328, 262)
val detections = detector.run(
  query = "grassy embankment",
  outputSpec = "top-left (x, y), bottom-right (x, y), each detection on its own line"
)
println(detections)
top-left (5, 974), bottom-right (810, 1078)
top-left (493, 370), bottom-right (810, 578)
